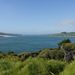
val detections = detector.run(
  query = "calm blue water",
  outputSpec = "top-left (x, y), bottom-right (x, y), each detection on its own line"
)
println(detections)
top-left (0, 35), bottom-right (75, 53)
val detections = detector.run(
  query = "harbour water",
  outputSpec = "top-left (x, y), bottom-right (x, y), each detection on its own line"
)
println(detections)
top-left (0, 35), bottom-right (75, 53)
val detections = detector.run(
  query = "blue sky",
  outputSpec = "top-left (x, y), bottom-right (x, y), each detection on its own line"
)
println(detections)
top-left (0, 0), bottom-right (75, 34)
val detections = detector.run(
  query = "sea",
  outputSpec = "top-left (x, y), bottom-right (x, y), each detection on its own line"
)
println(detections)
top-left (0, 35), bottom-right (75, 53)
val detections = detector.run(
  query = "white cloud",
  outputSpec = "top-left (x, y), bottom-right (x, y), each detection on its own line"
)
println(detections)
top-left (59, 19), bottom-right (75, 26)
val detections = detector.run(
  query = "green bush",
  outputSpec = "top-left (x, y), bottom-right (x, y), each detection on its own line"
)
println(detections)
top-left (38, 49), bottom-right (64, 60)
top-left (47, 60), bottom-right (65, 75)
top-left (19, 58), bottom-right (65, 75)
top-left (0, 59), bottom-right (23, 75)
top-left (19, 58), bottom-right (52, 75)
top-left (0, 57), bottom-right (65, 75)
top-left (58, 39), bottom-right (71, 49)
top-left (38, 49), bottom-right (51, 59)
top-left (58, 39), bottom-right (71, 47)
top-left (60, 60), bottom-right (75, 75)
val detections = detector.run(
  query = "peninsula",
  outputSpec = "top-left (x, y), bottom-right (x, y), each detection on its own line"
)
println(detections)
top-left (49, 32), bottom-right (75, 37)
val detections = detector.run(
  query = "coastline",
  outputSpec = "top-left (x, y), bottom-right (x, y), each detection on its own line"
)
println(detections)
top-left (49, 36), bottom-right (75, 37)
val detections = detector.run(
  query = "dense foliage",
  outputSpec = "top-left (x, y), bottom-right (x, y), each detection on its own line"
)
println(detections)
top-left (0, 57), bottom-right (65, 75)
top-left (58, 39), bottom-right (71, 48)
top-left (38, 49), bottom-right (64, 60)
top-left (60, 60), bottom-right (75, 75)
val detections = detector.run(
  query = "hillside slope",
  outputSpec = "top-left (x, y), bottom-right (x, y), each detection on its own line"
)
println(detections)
top-left (50, 32), bottom-right (75, 37)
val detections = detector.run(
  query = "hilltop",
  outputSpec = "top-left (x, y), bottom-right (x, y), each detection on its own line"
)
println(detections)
top-left (49, 32), bottom-right (75, 37)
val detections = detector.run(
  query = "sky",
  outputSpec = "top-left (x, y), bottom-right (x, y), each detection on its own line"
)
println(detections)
top-left (0, 0), bottom-right (75, 34)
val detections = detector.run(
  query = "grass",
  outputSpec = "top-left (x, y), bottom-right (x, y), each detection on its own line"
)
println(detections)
top-left (60, 60), bottom-right (75, 75)
top-left (0, 57), bottom-right (66, 75)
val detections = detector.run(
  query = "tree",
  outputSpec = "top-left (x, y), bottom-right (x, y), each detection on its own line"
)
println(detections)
top-left (58, 39), bottom-right (71, 49)
top-left (58, 39), bottom-right (74, 62)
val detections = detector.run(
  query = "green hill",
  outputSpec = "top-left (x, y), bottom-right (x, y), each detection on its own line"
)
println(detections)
top-left (49, 32), bottom-right (75, 37)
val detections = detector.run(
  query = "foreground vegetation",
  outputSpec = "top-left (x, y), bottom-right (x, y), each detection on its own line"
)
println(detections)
top-left (0, 39), bottom-right (75, 75)
top-left (0, 57), bottom-right (66, 75)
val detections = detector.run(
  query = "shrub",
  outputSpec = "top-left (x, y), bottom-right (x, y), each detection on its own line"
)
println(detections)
top-left (38, 49), bottom-right (51, 59)
top-left (19, 58), bottom-right (52, 75)
top-left (38, 49), bottom-right (64, 60)
top-left (58, 39), bottom-right (71, 49)
top-left (18, 52), bottom-right (39, 61)
top-left (0, 57), bottom-right (65, 75)
top-left (19, 58), bottom-right (65, 75)
top-left (0, 59), bottom-right (23, 75)
top-left (47, 60), bottom-right (66, 75)
top-left (60, 60), bottom-right (75, 75)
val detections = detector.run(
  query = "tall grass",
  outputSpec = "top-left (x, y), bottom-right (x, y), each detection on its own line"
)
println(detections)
top-left (60, 60), bottom-right (75, 75)
top-left (0, 57), bottom-right (65, 75)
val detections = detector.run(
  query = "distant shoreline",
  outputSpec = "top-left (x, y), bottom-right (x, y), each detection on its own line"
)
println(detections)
top-left (49, 36), bottom-right (75, 37)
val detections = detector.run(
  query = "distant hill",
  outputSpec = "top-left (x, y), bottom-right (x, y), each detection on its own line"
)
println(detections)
top-left (0, 32), bottom-right (21, 37)
top-left (49, 32), bottom-right (75, 37)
